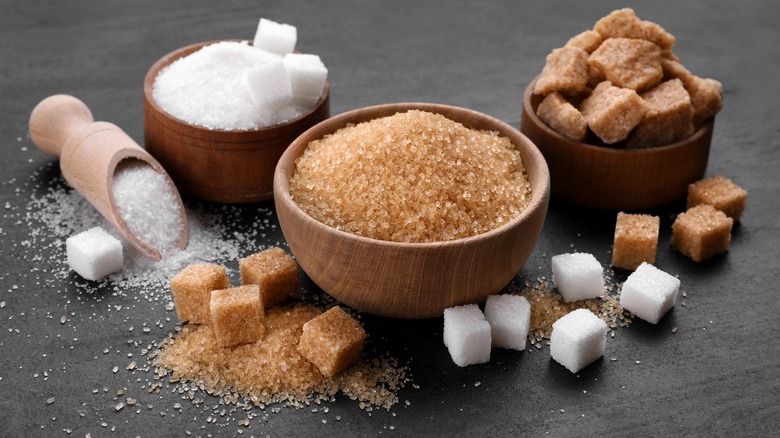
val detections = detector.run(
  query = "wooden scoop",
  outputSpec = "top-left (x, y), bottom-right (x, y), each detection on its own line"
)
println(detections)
top-left (29, 94), bottom-right (188, 260)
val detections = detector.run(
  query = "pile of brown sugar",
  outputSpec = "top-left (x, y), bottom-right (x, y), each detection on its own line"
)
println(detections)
top-left (514, 276), bottom-right (633, 348)
top-left (290, 110), bottom-right (532, 243)
top-left (154, 304), bottom-right (407, 410)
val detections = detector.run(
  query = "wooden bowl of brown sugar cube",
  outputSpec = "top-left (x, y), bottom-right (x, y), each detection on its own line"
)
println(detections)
top-left (521, 8), bottom-right (723, 211)
top-left (143, 40), bottom-right (330, 203)
top-left (274, 103), bottom-right (550, 319)
top-left (522, 81), bottom-right (714, 210)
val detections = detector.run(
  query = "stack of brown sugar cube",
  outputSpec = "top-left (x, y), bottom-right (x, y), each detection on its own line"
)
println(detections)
top-left (533, 8), bottom-right (723, 147)
top-left (672, 176), bottom-right (746, 261)
top-left (168, 247), bottom-right (365, 376)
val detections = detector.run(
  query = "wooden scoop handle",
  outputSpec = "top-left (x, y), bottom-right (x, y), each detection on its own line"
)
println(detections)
top-left (29, 95), bottom-right (95, 157)
top-left (28, 94), bottom-right (189, 260)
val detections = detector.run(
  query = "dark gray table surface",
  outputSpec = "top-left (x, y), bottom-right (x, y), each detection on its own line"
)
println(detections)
top-left (2, 1), bottom-right (778, 436)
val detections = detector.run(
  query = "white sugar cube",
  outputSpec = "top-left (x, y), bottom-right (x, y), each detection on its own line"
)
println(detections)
top-left (443, 304), bottom-right (491, 367)
top-left (253, 18), bottom-right (297, 55)
top-left (283, 53), bottom-right (327, 106)
top-left (619, 262), bottom-right (680, 324)
top-left (242, 58), bottom-right (293, 111)
top-left (552, 252), bottom-right (604, 302)
top-left (550, 309), bottom-right (608, 373)
top-left (66, 227), bottom-right (123, 281)
top-left (484, 294), bottom-right (531, 351)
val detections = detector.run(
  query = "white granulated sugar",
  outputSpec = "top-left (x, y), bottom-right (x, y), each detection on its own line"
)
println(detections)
top-left (152, 41), bottom-right (307, 130)
top-left (112, 162), bottom-right (183, 257)
top-left (23, 174), bottom-right (276, 302)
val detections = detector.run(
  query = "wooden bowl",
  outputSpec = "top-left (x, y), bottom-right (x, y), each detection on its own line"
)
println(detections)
top-left (143, 41), bottom-right (330, 203)
top-left (274, 103), bottom-right (550, 319)
top-left (521, 79), bottom-right (713, 210)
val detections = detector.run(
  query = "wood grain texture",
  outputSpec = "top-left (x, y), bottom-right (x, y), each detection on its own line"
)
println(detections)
top-left (28, 95), bottom-right (188, 259)
top-left (143, 41), bottom-right (330, 203)
top-left (274, 103), bottom-right (550, 318)
top-left (522, 79), bottom-right (712, 211)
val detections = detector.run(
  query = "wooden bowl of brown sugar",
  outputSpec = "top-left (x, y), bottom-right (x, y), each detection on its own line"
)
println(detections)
top-left (521, 80), bottom-right (713, 211)
top-left (144, 41), bottom-right (330, 203)
top-left (274, 103), bottom-right (550, 319)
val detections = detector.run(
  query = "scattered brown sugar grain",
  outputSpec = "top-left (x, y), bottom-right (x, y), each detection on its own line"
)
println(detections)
top-left (290, 110), bottom-right (532, 243)
top-left (155, 304), bottom-right (407, 410)
top-left (515, 277), bottom-right (631, 346)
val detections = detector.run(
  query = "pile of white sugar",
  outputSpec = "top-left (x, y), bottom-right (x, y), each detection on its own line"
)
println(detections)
top-left (112, 161), bottom-right (184, 257)
top-left (152, 18), bottom-right (327, 131)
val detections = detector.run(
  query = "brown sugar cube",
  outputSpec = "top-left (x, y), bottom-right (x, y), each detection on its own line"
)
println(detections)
top-left (240, 247), bottom-right (298, 308)
top-left (587, 63), bottom-right (606, 88)
top-left (565, 30), bottom-right (603, 54)
top-left (170, 263), bottom-right (230, 324)
top-left (210, 285), bottom-right (265, 347)
top-left (687, 176), bottom-right (747, 221)
top-left (627, 79), bottom-right (695, 149)
top-left (662, 59), bottom-right (723, 121)
top-left (611, 212), bottom-right (660, 270)
top-left (537, 92), bottom-right (588, 141)
top-left (297, 306), bottom-right (366, 377)
top-left (594, 8), bottom-right (676, 50)
top-left (588, 37), bottom-right (663, 92)
top-left (580, 81), bottom-right (648, 144)
top-left (533, 46), bottom-right (590, 96)
top-left (671, 204), bottom-right (733, 262)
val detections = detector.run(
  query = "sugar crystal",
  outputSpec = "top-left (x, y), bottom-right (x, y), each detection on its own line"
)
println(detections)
top-left (112, 161), bottom-right (183, 257)
top-left (290, 110), bottom-right (532, 243)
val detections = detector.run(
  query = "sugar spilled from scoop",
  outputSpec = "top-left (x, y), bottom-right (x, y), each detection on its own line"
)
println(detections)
top-left (112, 161), bottom-right (183, 257)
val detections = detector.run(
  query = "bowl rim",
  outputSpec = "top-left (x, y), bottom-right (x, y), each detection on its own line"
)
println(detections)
top-left (522, 77), bottom-right (714, 156)
top-left (143, 39), bottom-right (330, 135)
top-left (274, 102), bottom-right (551, 249)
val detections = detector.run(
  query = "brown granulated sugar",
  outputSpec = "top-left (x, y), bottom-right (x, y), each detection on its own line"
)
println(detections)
top-left (154, 304), bottom-right (407, 410)
top-left (512, 276), bottom-right (632, 348)
top-left (290, 110), bottom-right (532, 243)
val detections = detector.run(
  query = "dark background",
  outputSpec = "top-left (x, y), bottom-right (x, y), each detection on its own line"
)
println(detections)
top-left (1, 1), bottom-right (778, 436)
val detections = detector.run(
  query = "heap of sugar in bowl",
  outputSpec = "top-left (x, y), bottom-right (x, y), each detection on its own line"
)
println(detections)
top-left (152, 18), bottom-right (327, 131)
top-left (289, 110), bottom-right (532, 243)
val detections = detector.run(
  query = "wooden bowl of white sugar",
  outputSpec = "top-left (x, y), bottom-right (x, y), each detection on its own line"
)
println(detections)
top-left (274, 103), bottom-right (550, 319)
top-left (144, 40), bottom-right (330, 203)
